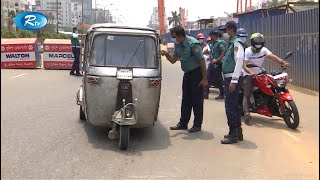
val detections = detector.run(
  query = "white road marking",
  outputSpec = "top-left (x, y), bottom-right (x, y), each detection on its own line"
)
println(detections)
top-left (10, 73), bottom-right (28, 79)
top-left (281, 130), bottom-right (302, 142)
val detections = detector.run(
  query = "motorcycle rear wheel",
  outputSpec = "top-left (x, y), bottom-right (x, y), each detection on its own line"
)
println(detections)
top-left (283, 100), bottom-right (300, 129)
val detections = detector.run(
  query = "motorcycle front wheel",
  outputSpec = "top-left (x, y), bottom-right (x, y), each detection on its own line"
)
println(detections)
top-left (283, 100), bottom-right (300, 129)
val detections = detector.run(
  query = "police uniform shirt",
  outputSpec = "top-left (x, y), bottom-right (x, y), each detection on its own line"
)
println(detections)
top-left (173, 36), bottom-right (203, 73)
top-left (231, 41), bottom-right (245, 84)
top-left (209, 39), bottom-right (227, 59)
top-left (71, 33), bottom-right (80, 47)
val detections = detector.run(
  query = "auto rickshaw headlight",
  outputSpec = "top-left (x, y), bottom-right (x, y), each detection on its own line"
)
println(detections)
top-left (122, 105), bottom-right (134, 118)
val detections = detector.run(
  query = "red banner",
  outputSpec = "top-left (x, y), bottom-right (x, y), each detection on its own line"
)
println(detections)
top-left (1, 44), bottom-right (35, 53)
top-left (43, 61), bottom-right (73, 69)
top-left (1, 61), bottom-right (36, 69)
top-left (43, 44), bottom-right (72, 52)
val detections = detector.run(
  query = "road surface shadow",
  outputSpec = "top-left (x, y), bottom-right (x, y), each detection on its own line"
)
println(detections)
top-left (82, 120), bottom-right (171, 154)
top-left (243, 115), bottom-right (301, 133)
top-left (170, 130), bottom-right (214, 140)
top-left (233, 139), bottom-right (258, 149)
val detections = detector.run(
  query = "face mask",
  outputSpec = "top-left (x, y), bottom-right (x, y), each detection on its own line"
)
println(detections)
top-left (240, 37), bottom-right (247, 43)
top-left (171, 37), bottom-right (177, 43)
top-left (255, 44), bottom-right (262, 48)
top-left (222, 33), bottom-right (230, 40)
top-left (252, 46), bottom-right (261, 53)
top-left (199, 39), bottom-right (204, 44)
top-left (75, 31), bottom-right (79, 34)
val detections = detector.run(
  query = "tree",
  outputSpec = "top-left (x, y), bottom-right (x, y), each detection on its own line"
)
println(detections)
top-left (45, 12), bottom-right (55, 24)
top-left (7, 10), bottom-right (16, 31)
top-left (296, 0), bottom-right (318, 7)
top-left (224, 12), bottom-right (232, 18)
top-left (266, 0), bottom-right (286, 8)
top-left (168, 11), bottom-right (181, 27)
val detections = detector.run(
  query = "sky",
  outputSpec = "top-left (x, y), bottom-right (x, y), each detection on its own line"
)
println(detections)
top-left (28, 0), bottom-right (262, 27)
top-left (97, 0), bottom-right (263, 26)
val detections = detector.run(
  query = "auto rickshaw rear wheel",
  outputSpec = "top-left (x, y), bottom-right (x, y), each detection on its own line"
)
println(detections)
top-left (119, 125), bottom-right (130, 150)
top-left (80, 106), bottom-right (86, 121)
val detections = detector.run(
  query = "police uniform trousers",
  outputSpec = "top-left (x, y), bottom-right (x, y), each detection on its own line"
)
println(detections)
top-left (205, 63), bottom-right (224, 95)
top-left (223, 77), bottom-right (242, 128)
top-left (179, 67), bottom-right (204, 128)
top-left (71, 47), bottom-right (81, 74)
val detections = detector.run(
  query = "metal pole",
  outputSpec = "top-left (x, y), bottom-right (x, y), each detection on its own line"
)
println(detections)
top-left (94, 0), bottom-right (97, 23)
top-left (104, 7), bottom-right (106, 23)
top-left (56, 0), bottom-right (58, 34)
top-left (81, 0), bottom-right (84, 33)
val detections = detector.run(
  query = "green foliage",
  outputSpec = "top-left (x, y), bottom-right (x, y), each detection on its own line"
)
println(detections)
top-left (17, 30), bottom-right (36, 38)
top-left (1, 27), bottom-right (69, 43)
top-left (1, 28), bottom-right (17, 38)
top-left (266, 0), bottom-right (286, 8)
top-left (168, 11), bottom-right (181, 27)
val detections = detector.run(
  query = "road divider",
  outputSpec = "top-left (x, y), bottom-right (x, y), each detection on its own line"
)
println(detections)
top-left (1, 38), bottom-right (42, 69)
top-left (43, 39), bottom-right (74, 70)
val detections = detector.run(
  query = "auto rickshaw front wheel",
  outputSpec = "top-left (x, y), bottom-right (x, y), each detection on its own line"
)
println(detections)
top-left (119, 125), bottom-right (130, 150)
top-left (80, 106), bottom-right (86, 121)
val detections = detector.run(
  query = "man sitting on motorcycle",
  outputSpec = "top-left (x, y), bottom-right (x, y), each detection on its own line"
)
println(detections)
top-left (242, 33), bottom-right (291, 125)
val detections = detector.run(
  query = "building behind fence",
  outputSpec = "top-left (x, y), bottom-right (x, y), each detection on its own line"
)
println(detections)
top-left (161, 8), bottom-right (319, 91)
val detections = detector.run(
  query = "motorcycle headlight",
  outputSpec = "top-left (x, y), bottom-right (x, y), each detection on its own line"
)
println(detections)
top-left (275, 79), bottom-right (287, 88)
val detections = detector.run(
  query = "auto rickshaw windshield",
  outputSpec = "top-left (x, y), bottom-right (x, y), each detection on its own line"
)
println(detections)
top-left (89, 34), bottom-right (158, 68)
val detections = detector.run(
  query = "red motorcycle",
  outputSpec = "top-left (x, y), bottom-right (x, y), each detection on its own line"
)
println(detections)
top-left (239, 52), bottom-right (300, 129)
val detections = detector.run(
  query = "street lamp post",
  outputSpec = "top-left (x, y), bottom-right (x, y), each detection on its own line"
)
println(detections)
top-left (81, 0), bottom-right (84, 33)
top-left (96, 4), bottom-right (113, 23)
top-left (56, 0), bottom-right (58, 34)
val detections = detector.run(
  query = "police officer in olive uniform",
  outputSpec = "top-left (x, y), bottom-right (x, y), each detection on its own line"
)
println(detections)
top-left (219, 21), bottom-right (245, 144)
top-left (204, 30), bottom-right (226, 99)
top-left (70, 27), bottom-right (82, 76)
top-left (161, 26), bottom-right (208, 133)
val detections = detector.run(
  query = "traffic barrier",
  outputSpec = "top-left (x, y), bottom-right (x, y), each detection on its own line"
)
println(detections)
top-left (43, 39), bottom-right (74, 69)
top-left (1, 38), bottom-right (42, 69)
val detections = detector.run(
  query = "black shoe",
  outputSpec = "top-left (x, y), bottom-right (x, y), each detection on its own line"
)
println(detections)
top-left (244, 114), bottom-right (252, 125)
top-left (70, 72), bottom-right (76, 75)
top-left (188, 126), bottom-right (201, 133)
top-left (170, 123), bottom-right (188, 130)
top-left (204, 93), bottom-right (209, 99)
top-left (224, 127), bottom-right (243, 141)
top-left (214, 94), bottom-right (224, 100)
top-left (221, 128), bottom-right (239, 144)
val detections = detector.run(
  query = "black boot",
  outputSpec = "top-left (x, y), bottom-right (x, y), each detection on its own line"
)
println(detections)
top-left (223, 128), bottom-right (232, 138)
top-left (221, 128), bottom-right (239, 144)
top-left (238, 127), bottom-right (243, 141)
top-left (224, 127), bottom-right (243, 141)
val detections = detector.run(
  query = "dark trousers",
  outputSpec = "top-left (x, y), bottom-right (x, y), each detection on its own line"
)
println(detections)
top-left (205, 63), bottom-right (224, 95)
top-left (179, 68), bottom-right (204, 128)
top-left (242, 75), bottom-right (253, 114)
top-left (70, 47), bottom-right (81, 74)
top-left (224, 77), bottom-right (242, 128)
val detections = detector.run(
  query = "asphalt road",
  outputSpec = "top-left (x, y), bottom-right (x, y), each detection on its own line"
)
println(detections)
top-left (1, 61), bottom-right (319, 179)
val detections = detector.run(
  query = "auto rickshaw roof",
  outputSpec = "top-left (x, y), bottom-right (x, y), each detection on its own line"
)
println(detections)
top-left (87, 23), bottom-right (157, 34)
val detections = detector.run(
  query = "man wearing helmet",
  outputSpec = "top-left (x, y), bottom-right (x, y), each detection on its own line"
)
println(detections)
top-left (242, 33), bottom-right (291, 125)
top-left (196, 33), bottom-right (207, 49)
top-left (204, 30), bottom-right (226, 100)
top-left (219, 21), bottom-right (245, 144)
top-left (203, 37), bottom-right (212, 70)
top-left (236, 28), bottom-right (249, 48)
